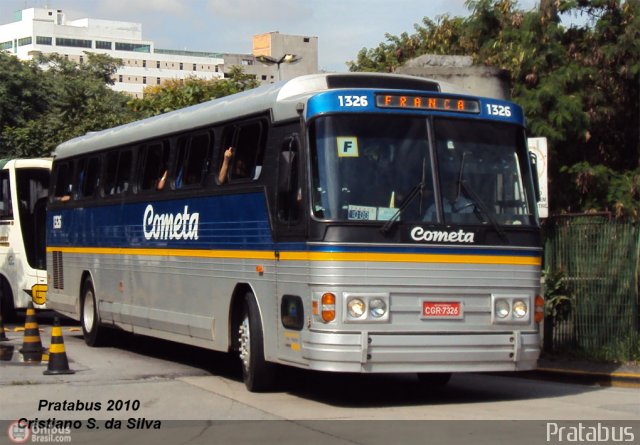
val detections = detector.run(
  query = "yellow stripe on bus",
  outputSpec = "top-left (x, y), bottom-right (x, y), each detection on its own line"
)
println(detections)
top-left (47, 246), bottom-right (541, 266)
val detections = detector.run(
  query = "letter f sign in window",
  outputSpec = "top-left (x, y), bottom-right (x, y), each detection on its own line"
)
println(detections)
top-left (337, 137), bottom-right (359, 157)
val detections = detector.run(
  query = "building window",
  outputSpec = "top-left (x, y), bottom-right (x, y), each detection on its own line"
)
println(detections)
top-left (142, 60), bottom-right (146, 68)
top-left (261, 75), bottom-right (267, 80)
top-left (36, 36), bottom-right (52, 45)
top-left (115, 42), bottom-right (151, 53)
top-left (156, 61), bottom-right (160, 69)
top-left (0, 41), bottom-right (12, 51)
top-left (156, 77), bottom-right (160, 85)
top-left (18, 37), bottom-right (32, 46)
top-left (304, 37), bottom-right (310, 43)
top-left (193, 63), bottom-right (197, 71)
top-left (241, 59), bottom-right (252, 66)
top-left (179, 62), bottom-right (183, 70)
top-left (96, 40), bottom-right (112, 50)
top-left (79, 56), bottom-right (84, 64)
top-left (56, 38), bottom-right (92, 48)
top-left (143, 77), bottom-right (147, 84)
top-left (118, 75), bottom-right (123, 82)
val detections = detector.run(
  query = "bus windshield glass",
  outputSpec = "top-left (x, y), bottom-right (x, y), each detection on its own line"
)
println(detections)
top-left (310, 115), bottom-right (537, 226)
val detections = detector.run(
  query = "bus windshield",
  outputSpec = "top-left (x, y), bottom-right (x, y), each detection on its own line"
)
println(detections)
top-left (310, 115), bottom-right (537, 226)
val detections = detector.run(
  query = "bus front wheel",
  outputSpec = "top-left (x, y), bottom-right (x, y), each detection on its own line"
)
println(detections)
top-left (237, 292), bottom-right (276, 392)
top-left (81, 278), bottom-right (107, 347)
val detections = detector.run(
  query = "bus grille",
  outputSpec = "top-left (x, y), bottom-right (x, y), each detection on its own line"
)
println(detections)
top-left (52, 251), bottom-right (64, 290)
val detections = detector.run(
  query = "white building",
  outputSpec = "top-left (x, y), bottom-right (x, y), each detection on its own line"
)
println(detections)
top-left (0, 8), bottom-right (319, 97)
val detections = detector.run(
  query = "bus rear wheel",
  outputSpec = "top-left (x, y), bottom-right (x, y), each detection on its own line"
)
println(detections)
top-left (237, 292), bottom-right (276, 392)
top-left (81, 278), bottom-right (107, 346)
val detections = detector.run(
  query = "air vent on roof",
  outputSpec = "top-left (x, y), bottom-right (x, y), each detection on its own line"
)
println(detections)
top-left (326, 74), bottom-right (440, 92)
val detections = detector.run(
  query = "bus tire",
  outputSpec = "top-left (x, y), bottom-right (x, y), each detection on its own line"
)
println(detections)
top-left (237, 292), bottom-right (276, 392)
top-left (417, 372), bottom-right (452, 386)
top-left (0, 278), bottom-right (16, 322)
top-left (80, 278), bottom-right (107, 347)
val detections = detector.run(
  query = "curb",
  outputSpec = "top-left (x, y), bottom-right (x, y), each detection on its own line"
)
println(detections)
top-left (531, 367), bottom-right (640, 388)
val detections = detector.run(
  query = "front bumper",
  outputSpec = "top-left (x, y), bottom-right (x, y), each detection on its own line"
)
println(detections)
top-left (301, 330), bottom-right (540, 373)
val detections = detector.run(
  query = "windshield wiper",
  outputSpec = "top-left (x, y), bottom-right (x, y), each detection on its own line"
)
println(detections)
top-left (380, 181), bottom-right (424, 235)
top-left (459, 179), bottom-right (509, 244)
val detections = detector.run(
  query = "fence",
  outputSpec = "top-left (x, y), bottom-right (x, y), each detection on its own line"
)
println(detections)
top-left (543, 215), bottom-right (640, 361)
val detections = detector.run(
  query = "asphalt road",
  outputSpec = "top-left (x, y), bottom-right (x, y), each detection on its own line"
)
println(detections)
top-left (1, 314), bottom-right (638, 445)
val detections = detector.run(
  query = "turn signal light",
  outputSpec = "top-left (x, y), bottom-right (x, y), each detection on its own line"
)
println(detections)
top-left (534, 295), bottom-right (544, 323)
top-left (321, 293), bottom-right (336, 322)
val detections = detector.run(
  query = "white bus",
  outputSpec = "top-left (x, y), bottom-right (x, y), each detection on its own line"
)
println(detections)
top-left (46, 73), bottom-right (543, 391)
top-left (0, 158), bottom-right (51, 320)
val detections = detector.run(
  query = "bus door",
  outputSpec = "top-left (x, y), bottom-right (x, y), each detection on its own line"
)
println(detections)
top-left (274, 134), bottom-right (308, 361)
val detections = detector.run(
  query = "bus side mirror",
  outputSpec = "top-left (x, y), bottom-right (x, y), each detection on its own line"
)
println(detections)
top-left (529, 152), bottom-right (541, 202)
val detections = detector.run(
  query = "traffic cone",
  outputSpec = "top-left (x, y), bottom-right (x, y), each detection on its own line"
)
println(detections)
top-left (19, 302), bottom-right (44, 361)
top-left (43, 317), bottom-right (75, 375)
top-left (0, 312), bottom-right (9, 341)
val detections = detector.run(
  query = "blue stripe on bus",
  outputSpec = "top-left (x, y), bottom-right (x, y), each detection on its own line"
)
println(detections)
top-left (48, 192), bottom-right (540, 260)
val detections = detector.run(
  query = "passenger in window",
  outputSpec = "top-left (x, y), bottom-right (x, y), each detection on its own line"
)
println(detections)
top-left (156, 169), bottom-right (168, 191)
top-left (218, 147), bottom-right (250, 184)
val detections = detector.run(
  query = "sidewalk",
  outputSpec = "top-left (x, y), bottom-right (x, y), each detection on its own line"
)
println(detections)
top-left (532, 355), bottom-right (640, 388)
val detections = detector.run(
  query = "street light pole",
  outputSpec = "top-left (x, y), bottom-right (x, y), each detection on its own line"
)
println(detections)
top-left (256, 54), bottom-right (302, 81)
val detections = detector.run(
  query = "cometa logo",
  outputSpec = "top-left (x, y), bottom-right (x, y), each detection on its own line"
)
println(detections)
top-left (410, 227), bottom-right (475, 243)
top-left (143, 204), bottom-right (199, 241)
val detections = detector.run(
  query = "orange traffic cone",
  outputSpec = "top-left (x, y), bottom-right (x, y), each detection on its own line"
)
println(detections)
top-left (0, 312), bottom-right (8, 341)
top-left (19, 302), bottom-right (44, 361)
top-left (43, 317), bottom-right (75, 375)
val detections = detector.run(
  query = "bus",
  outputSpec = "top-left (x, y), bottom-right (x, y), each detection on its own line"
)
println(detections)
top-left (46, 73), bottom-right (543, 391)
top-left (0, 158), bottom-right (50, 320)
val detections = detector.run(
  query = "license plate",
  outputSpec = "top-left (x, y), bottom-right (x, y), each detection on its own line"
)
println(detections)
top-left (422, 301), bottom-right (463, 319)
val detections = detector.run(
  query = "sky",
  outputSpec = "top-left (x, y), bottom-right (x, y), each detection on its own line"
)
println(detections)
top-left (0, 0), bottom-right (540, 72)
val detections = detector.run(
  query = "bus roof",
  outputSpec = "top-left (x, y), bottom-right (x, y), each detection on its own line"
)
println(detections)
top-left (53, 73), bottom-right (463, 160)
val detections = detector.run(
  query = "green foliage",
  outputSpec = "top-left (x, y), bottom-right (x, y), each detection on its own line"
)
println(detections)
top-left (348, 0), bottom-right (640, 220)
top-left (0, 52), bottom-right (137, 157)
top-left (129, 66), bottom-right (260, 117)
top-left (562, 163), bottom-right (640, 218)
top-left (543, 268), bottom-right (575, 326)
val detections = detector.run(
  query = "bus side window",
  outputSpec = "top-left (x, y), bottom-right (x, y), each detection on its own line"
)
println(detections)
top-left (53, 162), bottom-right (74, 202)
top-left (139, 142), bottom-right (170, 192)
top-left (103, 150), bottom-right (133, 196)
top-left (219, 121), bottom-right (265, 184)
top-left (81, 157), bottom-right (101, 198)
top-left (175, 133), bottom-right (211, 189)
top-left (0, 170), bottom-right (12, 218)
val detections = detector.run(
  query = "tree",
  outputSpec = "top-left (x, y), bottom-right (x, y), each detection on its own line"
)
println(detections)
top-left (0, 52), bottom-right (137, 157)
top-left (129, 66), bottom-right (260, 117)
top-left (347, 0), bottom-right (640, 219)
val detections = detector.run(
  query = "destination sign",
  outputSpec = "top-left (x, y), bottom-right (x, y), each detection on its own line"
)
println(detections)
top-left (376, 94), bottom-right (480, 113)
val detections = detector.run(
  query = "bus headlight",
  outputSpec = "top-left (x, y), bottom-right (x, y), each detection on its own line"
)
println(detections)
top-left (347, 298), bottom-right (366, 319)
top-left (513, 300), bottom-right (528, 318)
top-left (495, 299), bottom-right (510, 319)
top-left (492, 295), bottom-right (531, 324)
top-left (341, 293), bottom-right (390, 323)
top-left (369, 298), bottom-right (387, 318)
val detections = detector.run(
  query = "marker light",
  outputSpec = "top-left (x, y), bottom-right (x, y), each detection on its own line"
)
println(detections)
top-left (321, 293), bottom-right (336, 322)
top-left (534, 295), bottom-right (544, 323)
top-left (347, 298), bottom-right (366, 319)
top-left (495, 299), bottom-right (510, 319)
top-left (369, 298), bottom-right (387, 318)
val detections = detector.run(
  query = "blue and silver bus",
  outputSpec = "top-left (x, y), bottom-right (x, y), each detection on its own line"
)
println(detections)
top-left (46, 73), bottom-right (543, 391)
